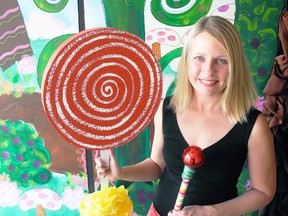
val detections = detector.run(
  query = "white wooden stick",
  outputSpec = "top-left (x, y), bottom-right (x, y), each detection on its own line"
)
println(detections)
top-left (101, 149), bottom-right (109, 189)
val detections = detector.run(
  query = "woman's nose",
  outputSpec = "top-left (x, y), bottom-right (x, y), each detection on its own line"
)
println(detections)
top-left (202, 60), bottom-right (214, 74)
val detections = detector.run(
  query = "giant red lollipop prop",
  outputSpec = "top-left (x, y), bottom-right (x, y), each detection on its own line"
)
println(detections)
top-left (174, 146), bottom-right (204, 211)
top-left (41, 28), bottom-right (162, 150)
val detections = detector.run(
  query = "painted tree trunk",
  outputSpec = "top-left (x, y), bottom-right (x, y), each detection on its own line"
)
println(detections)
top-left (102, 0), bottom-right (146, 39)
top-left (36, 205), bottom-right (45, 216)
top-left (101, 0), bottom-right (152, 182)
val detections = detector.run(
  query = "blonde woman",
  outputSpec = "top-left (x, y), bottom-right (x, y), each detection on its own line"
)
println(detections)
top-left (96, 16), bottom-right (276, 216)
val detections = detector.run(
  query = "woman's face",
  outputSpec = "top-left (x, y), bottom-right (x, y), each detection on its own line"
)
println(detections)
top-left (187, 32), bottom-right (229, 98)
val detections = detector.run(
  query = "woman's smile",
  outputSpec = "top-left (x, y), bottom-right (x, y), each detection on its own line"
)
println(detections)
top-left (198, 78), bottom-right (218, 86)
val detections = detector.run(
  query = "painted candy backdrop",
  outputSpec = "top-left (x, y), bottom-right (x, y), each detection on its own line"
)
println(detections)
top-left (0, 0), bottom-right (286, 215)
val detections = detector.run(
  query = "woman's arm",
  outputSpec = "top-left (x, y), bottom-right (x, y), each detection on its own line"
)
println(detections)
top-left (96, 100), bottom-right (166, 182)
top-left (210, 113), bottom-right (276, 215)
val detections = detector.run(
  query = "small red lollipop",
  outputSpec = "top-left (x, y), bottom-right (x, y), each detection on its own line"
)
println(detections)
top-left (182, 146), bottom-right (204, 169)
top-left (174, 146), bottom-right (204, 211)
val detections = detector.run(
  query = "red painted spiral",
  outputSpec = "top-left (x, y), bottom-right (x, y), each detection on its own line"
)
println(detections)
top-left (42, 28), bottom-right (162, 150)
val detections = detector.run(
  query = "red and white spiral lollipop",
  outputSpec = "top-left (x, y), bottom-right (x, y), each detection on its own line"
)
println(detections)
top-left (42, 28), bottom-right (162, 150)
top-left (174, 146), bottom-right (204, 211)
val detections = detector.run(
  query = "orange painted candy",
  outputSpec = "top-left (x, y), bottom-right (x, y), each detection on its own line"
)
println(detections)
top-left (42, 28), bottom-right (162, 150)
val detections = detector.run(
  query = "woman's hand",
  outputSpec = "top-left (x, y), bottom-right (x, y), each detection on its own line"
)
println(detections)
top-left (95, 148), bottom-right (121, 182)
top-left (168, 205), bottom-right (219, 216)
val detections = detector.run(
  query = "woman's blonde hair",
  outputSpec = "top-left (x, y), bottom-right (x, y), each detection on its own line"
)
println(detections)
top-left (170, 16), bottom-right (258, 123)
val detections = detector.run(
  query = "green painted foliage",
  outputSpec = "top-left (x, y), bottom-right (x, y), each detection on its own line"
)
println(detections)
top-left (0, 120), bottom-right (52, 187)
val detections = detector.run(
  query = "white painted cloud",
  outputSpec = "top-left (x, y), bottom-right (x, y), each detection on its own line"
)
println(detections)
top-left (25, 11), bottom-right (78, 40)
top-left (84, 0), bottom-right (106, 28)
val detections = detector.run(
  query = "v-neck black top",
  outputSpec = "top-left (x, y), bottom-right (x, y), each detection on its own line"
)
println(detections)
top-left (153, 97), bottom-right (261, 215)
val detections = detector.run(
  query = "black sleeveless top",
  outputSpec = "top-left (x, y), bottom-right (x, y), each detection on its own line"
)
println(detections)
top-left (153, 97), bottom-right (261, 215)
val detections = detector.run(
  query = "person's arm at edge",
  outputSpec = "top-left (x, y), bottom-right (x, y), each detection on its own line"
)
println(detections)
top-left (210, 113), bottom-right (276, 215)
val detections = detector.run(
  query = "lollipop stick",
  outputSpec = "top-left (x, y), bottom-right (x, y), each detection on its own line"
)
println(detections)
top-left (174, 166), bottom-right (195, 210)
top-left (101, 149), bottom-right (110, 189)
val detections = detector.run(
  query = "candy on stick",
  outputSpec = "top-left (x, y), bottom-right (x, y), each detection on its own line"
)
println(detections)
top-left (41, 27), bottom-right (162, 150)
top-left (41, 26), bottom-right (162, 176)
top-left (174, 146), bottom-right (204, 211)
top-left (41, 27), bottom-right (162, 215)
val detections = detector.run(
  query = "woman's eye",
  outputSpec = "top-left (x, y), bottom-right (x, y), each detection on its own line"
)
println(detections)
top-left (194, 56), bottom-right (204, 61)
top-left (216, 59), bottom-right (228, 64)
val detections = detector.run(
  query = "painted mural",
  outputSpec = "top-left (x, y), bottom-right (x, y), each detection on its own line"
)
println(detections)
top-left (0, 0), bottom-right (286, 215)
